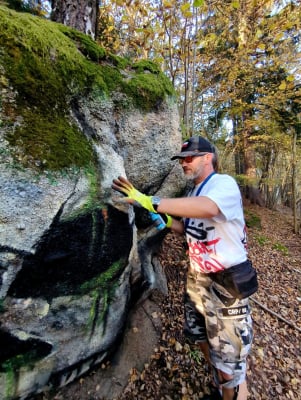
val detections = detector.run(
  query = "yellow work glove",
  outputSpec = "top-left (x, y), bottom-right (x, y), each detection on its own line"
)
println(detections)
top-left (112, 176), bottom-right (156, 213)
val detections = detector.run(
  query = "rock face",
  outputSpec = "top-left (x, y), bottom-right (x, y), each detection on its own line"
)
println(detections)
top-left (0, 6), bottom-right (185, 400)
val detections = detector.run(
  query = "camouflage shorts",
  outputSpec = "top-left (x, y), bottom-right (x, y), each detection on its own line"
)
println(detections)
top-left (184, 272), bottom-right (253, 388)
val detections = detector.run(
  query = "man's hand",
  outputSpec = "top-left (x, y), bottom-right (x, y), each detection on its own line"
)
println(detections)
top-left (112, 176), bottom-right (156, 212)
top-left (150, 212), bottom-right (173, 230)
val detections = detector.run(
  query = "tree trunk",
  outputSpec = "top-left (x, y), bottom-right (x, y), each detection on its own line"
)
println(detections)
top-left (236, 6), bottom-right (264, 207)
top-left (51, 0), bottom-right (99, 39)
top-left (292, 131), bottom-right (298, 233)
top-left (243, 127), bottom-right (265, 206)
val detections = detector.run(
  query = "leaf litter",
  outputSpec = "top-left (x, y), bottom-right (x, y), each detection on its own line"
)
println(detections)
top-left (119, 204), bottom-right (300, 400)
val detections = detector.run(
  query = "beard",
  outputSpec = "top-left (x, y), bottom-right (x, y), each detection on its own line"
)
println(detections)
top-left (184, 172), bottom-right (197, 181)
top-left (183, 163), bottom-right (204, 183)
top-left (183, 169), bottom-right (201, 181)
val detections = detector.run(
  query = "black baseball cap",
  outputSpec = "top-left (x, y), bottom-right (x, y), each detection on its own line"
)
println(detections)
top-left (171, 136), bottom-right (215, 160)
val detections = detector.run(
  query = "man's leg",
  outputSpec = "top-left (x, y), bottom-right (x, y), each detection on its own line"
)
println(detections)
top-left (184, 293), bottom-right (208, 349)
top-left (204, 283), bottom-right (253, 400)
top-left (199, 340), bottom-right (211, 365)
top-left (183, 293), bottom-right (219, 393)
top-left (217, 369), bottom-right (248, 400)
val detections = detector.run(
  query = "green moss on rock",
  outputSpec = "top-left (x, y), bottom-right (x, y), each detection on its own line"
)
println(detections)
top-left (6, 110), bottom-right (93, 170)
top-left (58, 25), bottom-right (106, 63)
top-left (0, 5), bottom-right (176, 171)
top-left (82, 259), bottom-right (126, 331)
top-left (124, 70), bottom-right (174, 110)
top-left (81, 258), bottom-right (125, 293)
top-left (132, 60), bottom-right (161, 74)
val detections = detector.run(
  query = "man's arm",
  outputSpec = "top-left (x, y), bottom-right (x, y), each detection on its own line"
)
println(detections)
top-left (111, 176), bottom-right (220, 225)
top-left (169, 218), bottom-right (185, 234)
top-left (156, 196), bottom-right (220, 219)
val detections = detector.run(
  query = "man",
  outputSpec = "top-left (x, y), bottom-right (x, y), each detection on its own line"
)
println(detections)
top-left (112, 136), bottom-right (258, 400)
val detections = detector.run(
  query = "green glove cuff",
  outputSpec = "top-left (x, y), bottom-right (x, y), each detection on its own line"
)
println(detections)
top-left (165, 214), bottom-right (173, 228)
top-left (159, 213), bottom-right (173, 228)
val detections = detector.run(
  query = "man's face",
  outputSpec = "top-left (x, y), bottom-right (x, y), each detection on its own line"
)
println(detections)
top-left (178, 153), bottom-right (208, 181)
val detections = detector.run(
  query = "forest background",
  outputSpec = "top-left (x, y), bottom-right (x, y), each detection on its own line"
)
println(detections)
top-left (6, 0), bottom-right (301, 231)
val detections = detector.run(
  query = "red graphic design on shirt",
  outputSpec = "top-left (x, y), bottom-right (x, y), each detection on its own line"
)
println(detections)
top-left (188, 238), bottom-right (225, 273)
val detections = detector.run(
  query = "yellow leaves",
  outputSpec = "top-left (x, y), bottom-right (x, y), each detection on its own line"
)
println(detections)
top-left (231, 0), bottom-right (240, 9)
top-left (180, 3), bottom-right (193, 18)
top-left (284, 21), bottom-right (294, 30)
top-left (175, 341), bottom-right (183, 352)
top-left (130, 367), bottom-right (139, 382)
top-left (162, 0), bottom-right (173, 9)
top-left (106, 25), bottom-right (115, 33)
top-left (163, 1), bottom-right (204, 18)
top-left (201, 33), bottom-right (218, 48)
top-left (193, 0), bottom-right (204, 7)
top-left (257, 43), bottom-right (266, 51)
top-left (180, 3), bottom-right (190, 12)
top-left (286, 75), bottom-right (295, 82)
top-left (257, 347), bottom-right (264, 361)
top-left (168, 336), bottom-right (183, 351)
top-left (255, 29), bottom-right (263, 39)
top-left (208, 33), bottom-right (217, 42)
top-left (279, 81), bottom-right (287, 90)
top-left (291, 377), bottom-right (300, 386)
top-left (278, 75), bottom-right (295, 91)
top-left (274, 32), bottom-right (284, 42)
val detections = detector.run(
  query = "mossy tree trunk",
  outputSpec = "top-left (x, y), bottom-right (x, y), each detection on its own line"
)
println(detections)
top-left (51, 0), bottom-right (99, 39)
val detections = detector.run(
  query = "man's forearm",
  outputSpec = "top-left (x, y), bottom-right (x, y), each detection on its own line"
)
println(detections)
top-left (170, 218), bottom-right (184, 234)
top-left (157, 196), bottom-right (219, 219)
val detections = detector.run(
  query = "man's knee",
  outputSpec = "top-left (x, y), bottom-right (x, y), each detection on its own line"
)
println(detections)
top-left (219, 370), bottom-right (233, 383)
top-left (214, 368), bottom-right (248, 400)
top-left (216, 369), bottom-right (234, 386)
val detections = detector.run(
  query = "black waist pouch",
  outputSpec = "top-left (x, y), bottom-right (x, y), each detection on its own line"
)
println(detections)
top-left (209, 260), bottom-right (258, 299)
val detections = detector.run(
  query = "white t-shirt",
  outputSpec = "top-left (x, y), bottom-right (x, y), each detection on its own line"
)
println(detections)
top-left (184, 173), bottom-right (247, 274)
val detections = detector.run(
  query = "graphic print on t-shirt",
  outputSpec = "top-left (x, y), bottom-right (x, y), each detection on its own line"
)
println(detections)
top-left (186, 220), bottom-right (225, 274)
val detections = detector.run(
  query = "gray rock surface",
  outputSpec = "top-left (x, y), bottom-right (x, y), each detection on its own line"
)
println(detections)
top-left (0, 98), bottom-right (185, 400)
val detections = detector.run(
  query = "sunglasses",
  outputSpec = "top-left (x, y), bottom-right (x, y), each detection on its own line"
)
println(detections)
top-left (178, 153), bottom-right (208, 164)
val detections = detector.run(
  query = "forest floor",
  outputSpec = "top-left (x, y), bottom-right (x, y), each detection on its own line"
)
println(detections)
top-left (35, 203), bottom-right (301, 400)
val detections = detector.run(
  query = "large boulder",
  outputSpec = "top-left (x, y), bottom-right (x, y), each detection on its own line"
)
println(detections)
top-left (0, 6), bottom-right (185, 400)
